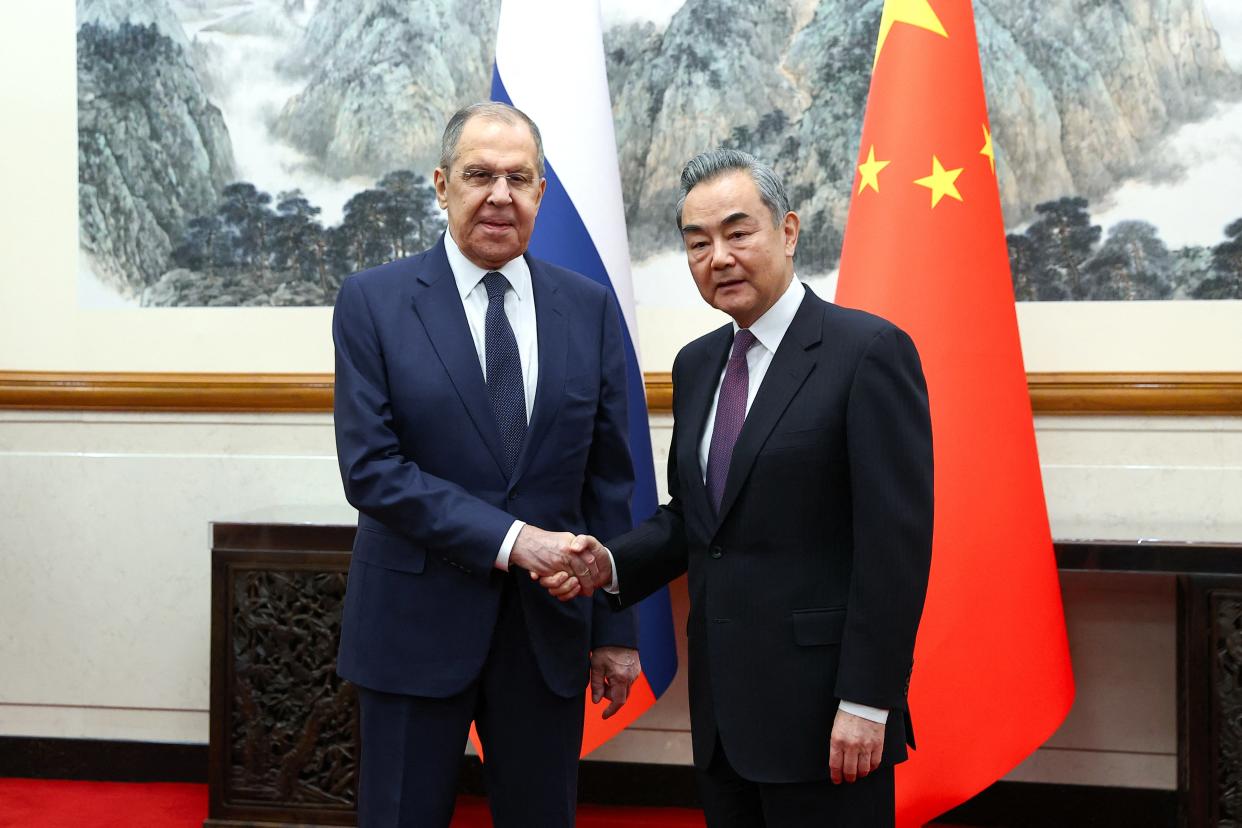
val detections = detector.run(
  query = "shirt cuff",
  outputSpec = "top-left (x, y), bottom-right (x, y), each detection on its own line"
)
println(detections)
top-left (495, 520), bottom-right (525, 571)
top-left (838, 701), bottom-right (889, 724)
top-left (601, 546), bottom-right (620, 594)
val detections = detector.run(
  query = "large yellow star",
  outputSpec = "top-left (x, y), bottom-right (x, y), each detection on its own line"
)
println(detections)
top-left (913, 155), bottom-right (964, 207)
top-left (857, 145), bottom-right (890, 194)
top-left (980, 124), bottom-right (995, 174)
top-left (875, 0), bottom-right (949, 68)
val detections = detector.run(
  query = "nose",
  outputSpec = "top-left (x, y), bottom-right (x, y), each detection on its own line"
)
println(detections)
top-left (710, 239), bottom-right (734, 270)
top-left (486, 176), bottom-right (513, 206)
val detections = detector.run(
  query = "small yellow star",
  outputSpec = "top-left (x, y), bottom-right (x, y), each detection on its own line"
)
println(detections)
top-left (875, 0), bottom-right (948, 68)
top-left (857, 145), bottom-right (891, 195)
top-left (913, 155), bottom-right (964, 208)
top-left (980, 124), bottom-right (995, 175)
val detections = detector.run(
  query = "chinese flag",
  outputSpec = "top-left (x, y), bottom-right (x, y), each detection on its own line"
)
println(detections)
top-left (834, 1), bottom-right (1075, 824)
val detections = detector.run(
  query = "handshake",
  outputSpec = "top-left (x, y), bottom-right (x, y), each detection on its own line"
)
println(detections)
top-left (510, 525), bottom-right (614, 601)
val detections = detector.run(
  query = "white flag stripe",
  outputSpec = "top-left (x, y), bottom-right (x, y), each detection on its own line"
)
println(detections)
top-left (494, 0), bottom-right (641, 351)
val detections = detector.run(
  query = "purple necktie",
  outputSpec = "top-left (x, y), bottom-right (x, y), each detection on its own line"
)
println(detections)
top-left (705, 329), bottom-right (757, 513)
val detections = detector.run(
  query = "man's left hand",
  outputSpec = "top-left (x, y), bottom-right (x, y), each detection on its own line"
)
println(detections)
top-left (829, 708), bottom-right (884, 784)
top-left (589, 646), bottom-right (641, 720)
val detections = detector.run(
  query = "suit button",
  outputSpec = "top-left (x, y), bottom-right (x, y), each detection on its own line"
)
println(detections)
top-left (710, 546), bottom-right (723, 559)
top-left (508, 490), bottom-right (519, 500)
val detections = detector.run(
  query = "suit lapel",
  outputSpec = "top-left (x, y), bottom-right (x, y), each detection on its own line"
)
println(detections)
top-left (678, 325), bottom-right (733, 518)
top-left (715, 289), bottom-right (822, 523)
top-left (510, 258), bottom-right (567, 484)
top-left (408, 236), bottom-right (508, 478)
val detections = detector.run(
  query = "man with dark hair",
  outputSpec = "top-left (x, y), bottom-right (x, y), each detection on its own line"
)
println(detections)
top-left (545, 148), bottom-right (934, 827)
top-left (332, 101), bottom-right (641, 828)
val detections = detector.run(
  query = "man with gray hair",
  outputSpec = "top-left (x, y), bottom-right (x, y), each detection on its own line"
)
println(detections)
top-left (332, 101), bottom-right (641, 827)
top-left (542, 148), bottom-right (934, 826)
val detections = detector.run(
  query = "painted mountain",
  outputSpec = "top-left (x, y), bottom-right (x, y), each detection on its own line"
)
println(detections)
top-left (76, 0), bottom-right (1242, 306)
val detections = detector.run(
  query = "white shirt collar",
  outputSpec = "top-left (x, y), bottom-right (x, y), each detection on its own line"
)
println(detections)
top-left (735, 274), bottom-right (804, 353)
top-left (443, 229), bottom-right (532, 303)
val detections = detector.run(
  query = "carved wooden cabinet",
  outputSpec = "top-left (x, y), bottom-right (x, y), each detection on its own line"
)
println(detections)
top-left (207, 520), bottom-right (360, 827)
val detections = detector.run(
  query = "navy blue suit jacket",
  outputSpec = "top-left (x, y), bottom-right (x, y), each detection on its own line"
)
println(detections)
top-left (333, 235), bottom-right (638, 700)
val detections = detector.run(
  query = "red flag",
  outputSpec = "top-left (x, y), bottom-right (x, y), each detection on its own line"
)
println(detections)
top-left (834, 1), bottom-right (1074, 823)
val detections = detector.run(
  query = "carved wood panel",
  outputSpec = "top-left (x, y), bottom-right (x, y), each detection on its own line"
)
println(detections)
top-left (1182, 575), bottom-right (1242, 828)
top-left (1212, 590), bottom-right (1242, 826)
top-left (226, 569), bottom-right (357, 808)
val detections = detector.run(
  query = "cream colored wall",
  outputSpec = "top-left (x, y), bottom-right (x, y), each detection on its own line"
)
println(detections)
top-left (0, 411), bottom-right (345, 742)
top-left (4, 409), bottom-right (1241, 792)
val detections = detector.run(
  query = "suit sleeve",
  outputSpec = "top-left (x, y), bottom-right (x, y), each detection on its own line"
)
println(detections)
top-left (333, 275), bottom-right (515, 577)
top-left (606, 352), bottom-right (691, 610)
top-left (834, 326), bottom-right (934, 710)
top-left (583, 290), bottom-right (639, 649)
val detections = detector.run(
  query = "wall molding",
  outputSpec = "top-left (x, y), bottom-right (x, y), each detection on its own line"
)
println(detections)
top-left (1, 370), bottom-right (1239, 416)
top-left (1027, 373), bottom-right (1242, 416)
top-left (0, 372), bottom-right (335, 413)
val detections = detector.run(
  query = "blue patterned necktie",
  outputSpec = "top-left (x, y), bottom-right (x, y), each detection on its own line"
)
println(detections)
top-left (705, 329), bottom-right (757, 513)
top-left (482, 271), bottom-right (527, 477)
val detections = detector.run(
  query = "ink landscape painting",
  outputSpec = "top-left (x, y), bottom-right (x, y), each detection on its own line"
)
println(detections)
top-left (77, 0), bottom-right (1242, 308)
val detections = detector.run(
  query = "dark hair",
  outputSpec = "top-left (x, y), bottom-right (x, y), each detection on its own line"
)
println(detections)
top-left (675, 148), bottom-right (790, 228)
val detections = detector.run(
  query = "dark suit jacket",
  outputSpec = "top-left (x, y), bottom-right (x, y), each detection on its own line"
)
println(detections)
top-left (332, 235), bottom-right (637, 700)
top-left (609, 285), bottom-right (933, 783)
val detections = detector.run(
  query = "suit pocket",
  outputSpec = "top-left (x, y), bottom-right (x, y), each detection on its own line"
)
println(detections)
top-left (352, 526), bottom-right (427, 574)
top-left (763, 426), bottom-right (828, 453)
top-left (792, 607), bottom-right (846, 647)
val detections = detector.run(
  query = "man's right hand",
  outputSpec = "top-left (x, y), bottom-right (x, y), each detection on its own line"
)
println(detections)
top-left (509, 525), bottom-right (579, 580)
top-left (537, 535), bottom-right (613, 601)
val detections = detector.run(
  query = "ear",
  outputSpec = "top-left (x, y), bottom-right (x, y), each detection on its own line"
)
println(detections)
top-left (532, 176), bottom-right (547, 210)
top-left (783, 210), bottom-right (800, 258)
top-left (433, 168), bottom-right (449, 210)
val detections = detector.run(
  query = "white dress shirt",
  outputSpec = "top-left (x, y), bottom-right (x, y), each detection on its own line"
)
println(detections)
top-left (443, 229), bottom-right (536, 571)
top-left (610, 275), bottom-right (888, 725)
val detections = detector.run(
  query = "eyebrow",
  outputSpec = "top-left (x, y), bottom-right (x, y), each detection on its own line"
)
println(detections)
top-left (680, 211), bottom-right (753, 235)
top-left (461, 163), bottom-right (535, 175)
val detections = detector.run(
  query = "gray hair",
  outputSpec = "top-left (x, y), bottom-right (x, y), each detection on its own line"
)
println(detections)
top-left (675, 148), bottom-right (791, 229)
top-left (439, 102), bottom-right (545, 177)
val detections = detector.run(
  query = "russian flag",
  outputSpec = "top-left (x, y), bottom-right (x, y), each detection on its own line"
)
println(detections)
top-left (492, 0), bottom-right (679, 755)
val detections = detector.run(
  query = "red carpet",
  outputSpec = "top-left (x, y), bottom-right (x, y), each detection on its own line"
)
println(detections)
top-left (0, 779), bottom-right (706, 827)
top-left (0, 780), bottom-right (205, 827)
